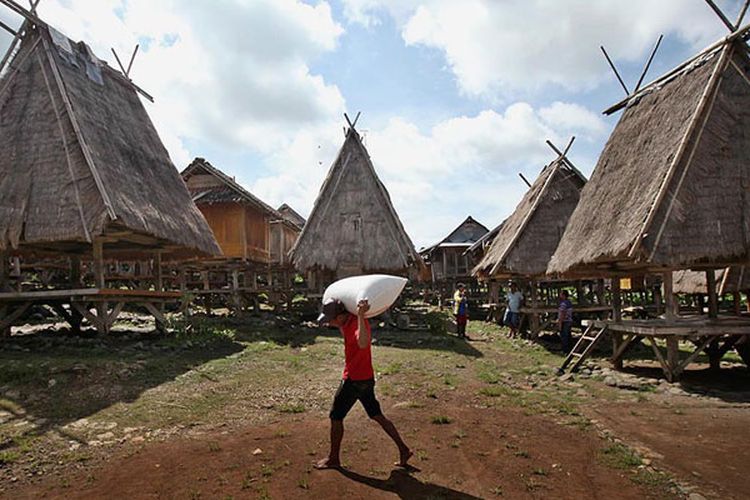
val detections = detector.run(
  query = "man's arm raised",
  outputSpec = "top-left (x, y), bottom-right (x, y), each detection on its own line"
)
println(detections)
top-left (356, 299), bottom-right (371, 349)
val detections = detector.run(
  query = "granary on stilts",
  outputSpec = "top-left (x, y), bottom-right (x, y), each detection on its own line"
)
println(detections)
top-left (181, 158), bottom-right (301, 311)
top-left (549, 11), bottom-right (750, 379)
top-left (290, 119), bottom-right (425, 292)
top-left (0, 8), bottom-right (220, 335)
top-left (419, 216), bottom-right (488, 300)
top-left (472, 144), bottom-right (595, 335)
top-left (271, 203), bottom-right (305, 268)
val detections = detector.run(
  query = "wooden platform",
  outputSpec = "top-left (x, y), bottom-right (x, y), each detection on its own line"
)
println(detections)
top-left (0, 288), bottom-right (183, 336)
top-left (599, 316), bottom-right (750, 382)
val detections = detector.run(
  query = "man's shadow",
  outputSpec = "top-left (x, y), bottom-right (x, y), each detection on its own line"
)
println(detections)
top-left (338, 467), bottom-right (482, 500)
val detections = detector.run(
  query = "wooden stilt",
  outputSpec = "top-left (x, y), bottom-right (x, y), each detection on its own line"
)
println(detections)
top-left (733, 292), bottom-right (741, 316)
top-left (666, 336), bottom-right (680, 380)
top-left (0, 250), bottom-right (8, 293)
top-left (654, 283), bottom-right (663, 316)
top-left (706, 270), bottom-right (718, 319)
top-left (663, 271), bottom-right (675, 320)
top-left (596, 279), bottom-right (605, 306)
top-left (529, 279), bottom-right (540, 338)
top-left (92, 239), bottom-right (107, 333)
top-left (70, 257), bottom-right (82, 332)
top-left (611, 278), bottom-right (623, 369)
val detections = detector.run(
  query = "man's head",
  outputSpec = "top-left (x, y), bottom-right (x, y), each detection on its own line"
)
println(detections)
top-left (559, 290), bottom-right (569, 300)
top-left (457, 283), bottom-right (465, 291)
top-left (318, 298), bottom-right (349, 327)
top-left (509, 281), bottom-right (518, 292)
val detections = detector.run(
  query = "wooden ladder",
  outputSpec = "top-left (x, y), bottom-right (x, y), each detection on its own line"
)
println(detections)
top-left (559, 323), bottom-right (608, 373)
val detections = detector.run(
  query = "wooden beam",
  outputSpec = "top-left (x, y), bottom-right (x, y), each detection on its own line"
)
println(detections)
top-left (663, 271), bottom-right (676, 320)
top-left (677, 336), bottom-right (714, 374)
top-left (706, 269), bottom-right (718, 318)
top-left (0, 250), bottom-right (8, 292)
top-left (666, 337), bottom-right (680, 379)
top-left (0, 301), bottom-right (32, 335)
top-left (611, 277), bottom-right (622, 322)
top-left (647, 337), bottom-right (672, 381)
top-left (704, 0), bottom-right (736, 31)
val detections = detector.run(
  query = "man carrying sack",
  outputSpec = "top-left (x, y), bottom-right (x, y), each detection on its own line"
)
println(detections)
top-left (314, 297), bottom-right (412, 470)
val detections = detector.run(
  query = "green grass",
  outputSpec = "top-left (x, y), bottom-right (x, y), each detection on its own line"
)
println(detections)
top-left (431, 415), bottom-right (452, 425)
top-left (599, 443), bottom-right (642, 469)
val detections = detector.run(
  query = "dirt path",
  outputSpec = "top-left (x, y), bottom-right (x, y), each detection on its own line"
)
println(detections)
top-left (589, 397), bottom-right (750, 500)
top-left (13, 394), bottom-right (659, 499)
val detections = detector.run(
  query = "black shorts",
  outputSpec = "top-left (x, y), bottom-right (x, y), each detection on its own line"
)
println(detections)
top-left (329, 378), bottom-right (382, 421)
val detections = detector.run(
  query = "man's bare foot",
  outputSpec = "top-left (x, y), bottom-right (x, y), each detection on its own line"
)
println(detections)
top-left (314, 457), bottom-right (341, 470)
top-left (395, 448), bottom-right (413, 467)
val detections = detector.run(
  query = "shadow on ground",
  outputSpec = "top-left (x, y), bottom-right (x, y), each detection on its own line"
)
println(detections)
top-left (338, 468), bottom-right (483, 500)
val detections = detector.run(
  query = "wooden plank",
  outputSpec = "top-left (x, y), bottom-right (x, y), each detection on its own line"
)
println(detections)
top-left (0, 250), bottom-right (7, 292)
top-left (666, 337), bottom-right (680, 378)
top-left (676, 336), bottom-right (714, 374)
top-left (140, 302), bottom-right (166, 325)
top-left (647, 337), bottom-right (672, 381)
top-left (612, 277), bottom-right (622, 322)
top-left (70, 302), bottom-right (104, 332)
top-left (611, 333), bottom-right (640, 364)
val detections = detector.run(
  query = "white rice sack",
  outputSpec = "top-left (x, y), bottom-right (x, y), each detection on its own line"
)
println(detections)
top-left (323, 274), bottom-right (408, 318)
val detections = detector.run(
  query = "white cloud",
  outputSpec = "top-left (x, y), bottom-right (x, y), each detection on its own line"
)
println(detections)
top-left (253, 100), bottom-right (607, 247)
top-left (344, 0), bottom-right (737, 97)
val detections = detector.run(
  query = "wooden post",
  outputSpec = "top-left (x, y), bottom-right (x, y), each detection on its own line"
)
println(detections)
top-left (529, 279), bottom-right (539, 338)
top-left (706, 269), bottom-right (718, 319)
top-left (92, 239), bottom-right (108, 333)
top-left (663, 271), bottom-right (675, 320)
top-left (666, 336), bottom-right (680, 381)
top-left (0, 250), bottom-right (8, 292)
top-left (596, 279), bottom-right (605, 306)
top-left (654, 282), bottom-right (663, 316)
top-left (576, 280), bottom-right (587, 306)
top-left (69, 257), bottom-right (82, 332)
top-left (611, 277), bottom-right (623, 369)
top-left (733, 292), bottom-right (741, 316)
top-left (154, 252), bottom-right (163, 292)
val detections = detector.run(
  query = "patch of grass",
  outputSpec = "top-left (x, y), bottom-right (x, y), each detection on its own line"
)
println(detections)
top-left (297, 477), bottom-right (310, 489)
top-left (208, 441), bottom-right (222, 452)
top-left (479, 386), bottom-right (510, 397)
top-left (514, 450), bottom-right (530, 459)
top-left (431, 415), bottom-right (452, 425)
top-left (277, 403), bottom-right (306, 414)
top-left (378, 362), bottom-right (402, 376)
top-left (491, 485), bottom-right (503, 496)
top-left (416, 449), bottom-right (429, 461)
top-left (443, 374), bottom-right (457, 387)
top-left (532, 467), bottom-right (547, 476)
top-left (0, 449), bottom-right (20, 464)
top-left (476, 361), bottom-right (502, 384)
top-left (600, 443), bottom-right (642, 469)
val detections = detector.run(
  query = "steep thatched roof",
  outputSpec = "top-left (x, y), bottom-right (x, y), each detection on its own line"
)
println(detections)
top-left (420, 216), bottom-right (489, 257)
top-left (181, 158), bottom-right (279, 218)
top-left (290, 126), bottom-right (423, 276)
top-left (0, 24), bottom-right (220, 258)
top-left (549, 36), bottom-right (750, 276)
top-left (473, 154), bottom-right (586, 279)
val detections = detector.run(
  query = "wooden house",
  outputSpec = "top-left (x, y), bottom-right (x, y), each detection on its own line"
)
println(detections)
top-left (420, 216), bottom-right (488, 283)
top-left (0, 15), bottom-right (220, 334)
top-left (270, 204), bottom-right (305, 266)
top-left (290, 123), bottom-right (424, 290)
top-left (549, 19), bottom-right (750, 378)
top-left (182, 158), bottom-right (278, 264)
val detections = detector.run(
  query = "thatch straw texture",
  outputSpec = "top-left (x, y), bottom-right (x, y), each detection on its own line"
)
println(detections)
top-left (290, 128), bottom-right (422, 277)
top-left (0, 26), bottom-right (219, 258)
top-left (473, 156), bottom-right (586, 278)
top-left (720, 266), bottom-right (750, 294)
top-left (672, 269), bottom-right (725, 295)
top-left (550, 42), bottom-right (750, 275)
top-left (421, 216), bottom-right (488, 256)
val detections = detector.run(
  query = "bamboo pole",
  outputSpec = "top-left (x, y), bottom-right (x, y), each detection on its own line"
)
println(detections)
top-left (706, 269), bottom-right (718, 318)
top-left (663, 271), bottom-right (676, 320)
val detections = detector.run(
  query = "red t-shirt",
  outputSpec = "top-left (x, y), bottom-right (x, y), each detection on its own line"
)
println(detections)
top-left (340, 314), bottom-right (374, 381)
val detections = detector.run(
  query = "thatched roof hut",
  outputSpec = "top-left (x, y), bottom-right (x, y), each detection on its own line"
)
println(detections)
top-left (290, 125), bottom-right (423, 282)
top-left (420, 216), bottom-right (488, 282)
top-left (473, 154), bottom-right (586, 279)
top-left (182, 158), bottom-right (278, 263)
top-left (549, 30), bottom-right (750, 276)
top-left (0, 23), bottom-right (219, 259)
top-left (270, 203), bottom-right (304, 266)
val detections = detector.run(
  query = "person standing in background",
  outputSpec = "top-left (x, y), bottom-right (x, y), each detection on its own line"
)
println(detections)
top-left (558, 290), bottom-right (574, 352)
top-left (453, 283), bottom-right (469, 339)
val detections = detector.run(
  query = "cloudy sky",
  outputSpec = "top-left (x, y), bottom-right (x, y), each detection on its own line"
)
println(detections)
top-left (0, 0), bottom-right (742, 248)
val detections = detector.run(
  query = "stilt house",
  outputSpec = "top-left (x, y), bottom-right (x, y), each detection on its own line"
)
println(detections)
top-left (420, 216), bottom-right (488, 283)
top-left (289, 123), bottom-right (424, 290)
top-left (550, 17), bottom-right (750, 379)
top-left (271, 204), bottom-right (304, 266)
top-left (182, 158), bottom-right (278, 264)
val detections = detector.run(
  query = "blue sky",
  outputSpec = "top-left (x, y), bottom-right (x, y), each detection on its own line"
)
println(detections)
top-left (0, 0), bottom-right (742, 247)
